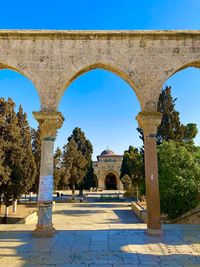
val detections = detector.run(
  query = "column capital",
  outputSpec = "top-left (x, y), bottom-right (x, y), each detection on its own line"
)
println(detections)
top-left (136, 111), bottom-right (162, 135)
top-left (33, 111), bottom-right (64, 139)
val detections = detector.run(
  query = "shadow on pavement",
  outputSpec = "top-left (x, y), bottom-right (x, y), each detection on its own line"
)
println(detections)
top-left (0, 227), bottom-right (199, 266)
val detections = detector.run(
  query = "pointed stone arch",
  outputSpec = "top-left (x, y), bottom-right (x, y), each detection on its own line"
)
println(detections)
top-left (163, 60), bottom-right (200, 84)
top-left (0, 61), bottom-right (42, 107)
top-left (56, 62), bottom-right (143, 110)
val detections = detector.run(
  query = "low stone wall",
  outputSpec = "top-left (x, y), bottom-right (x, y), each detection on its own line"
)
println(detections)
top-left (15, 211), bottom-right (38, 224)
top-left (131, 202), bottom-right (147, 223)
top-left (171, 206), bottom-right (200, 224)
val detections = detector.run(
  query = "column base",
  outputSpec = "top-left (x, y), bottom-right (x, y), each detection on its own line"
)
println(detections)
top-left (32, 224), bottom-right (55, 238)
top-left (32, 202), bottom-right (54, 238)
top-left (146, 228), bottom-right (163, 236)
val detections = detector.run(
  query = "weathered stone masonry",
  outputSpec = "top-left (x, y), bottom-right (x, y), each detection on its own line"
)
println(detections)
top-left (0, 30), bottom-right (200, 236)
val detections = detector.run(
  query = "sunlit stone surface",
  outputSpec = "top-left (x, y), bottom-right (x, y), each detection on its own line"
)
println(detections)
top-left (0, 202), bottom-right (199, 266)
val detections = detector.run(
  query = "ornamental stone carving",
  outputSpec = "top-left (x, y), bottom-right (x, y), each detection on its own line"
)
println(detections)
top-left (136, 111), bottom-right (162, 135)
top-left (33, 111), bottom-right (64, 139)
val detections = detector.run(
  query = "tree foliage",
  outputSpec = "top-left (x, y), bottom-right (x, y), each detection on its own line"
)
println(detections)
top-left (16, 105), bottom-right (36, 198)
top-left (137, 86), bottom-right (198, 145)
top-left (0, 98), bottom-right (36, 208)
top-left (120, 146), bottom-right (144, 194)
top-left (62, 127), bottom-right (94, 198)
top-left (136, 86), bottom-right (200, 218)
top-left (156, 86), bottom-right (185, 144)
top-left (53, 147), bottom-right (63, 190)
top-left (121, 174), bottom-right (132, 191)
top-left (158, 141), bottom-right (200, 219)
top-left (183, 123), bottom-right (198, 144)
top-left (62, 139), bottom-right (87, 199)
top-left (31, 127), bottom-right (41, 193)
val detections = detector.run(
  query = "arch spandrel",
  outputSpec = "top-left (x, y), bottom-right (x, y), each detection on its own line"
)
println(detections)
top-left (162, 60), bottom-right (200, 85)
top-left (1, 31), bottom-right (200, 112)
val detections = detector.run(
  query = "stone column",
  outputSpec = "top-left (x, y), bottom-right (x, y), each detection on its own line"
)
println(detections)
top-left (32, 111), bottom-right (64, 237)
top-left (136, 111), bottom-right (162, 236)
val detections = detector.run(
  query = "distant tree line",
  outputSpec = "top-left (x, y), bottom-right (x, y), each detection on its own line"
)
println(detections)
top-left (121, 86), bottom-right (200, 219)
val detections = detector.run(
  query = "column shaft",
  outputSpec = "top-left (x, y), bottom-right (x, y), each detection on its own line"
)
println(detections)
top-left (34, 138), bottom-right (55, 236)
top-left (136, 111), bottom-right (162, 235)
top-left (32, 111), bottom-right (64, 237)
top-left (144, 133), bottom-right (161, 234)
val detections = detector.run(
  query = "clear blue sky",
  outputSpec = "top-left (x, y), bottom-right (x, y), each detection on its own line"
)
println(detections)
top-left (0, 0), bottom-right (200, 159)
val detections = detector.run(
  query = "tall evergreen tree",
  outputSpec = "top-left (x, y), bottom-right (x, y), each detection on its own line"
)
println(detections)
top-left (0, 98), bottom-right (24, 218)
top-left (14, 106), bottom-right (36, 210)
top-left (53, 147), bottom-right (63, 190)
top-left (137, 86), bottom-right (198, 145)
top-left (31, 127), bottom-right (41, 193)
top-left (157, 86), bottom-right (185, 144)
top-left (62, 138), bottom-right (87, 199)
top-left (0, 98), bottom-right (37, 218)
top-left (67, 128), bottom-right (94, 190)
top-left (0, 142), bottom-right (11, 214)
top-left (17, 106), bottom-right (36, 193)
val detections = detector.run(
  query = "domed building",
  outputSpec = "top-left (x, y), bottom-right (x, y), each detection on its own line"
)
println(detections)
top-left (92, 149), bottom-right (124, 190)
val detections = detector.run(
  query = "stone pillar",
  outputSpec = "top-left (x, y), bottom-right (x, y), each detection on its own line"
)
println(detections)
top-left (136, 111), bottom-right (162, 236)
top-left (32, 111), bottom-right (64, 237)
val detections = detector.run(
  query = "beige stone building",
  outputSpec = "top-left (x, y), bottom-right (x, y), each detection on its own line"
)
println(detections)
top-left (93, 149), bottom-right (124, 190)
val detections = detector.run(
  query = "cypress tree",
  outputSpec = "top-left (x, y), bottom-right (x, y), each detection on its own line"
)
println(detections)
top-left (16, 105), bottom-right (36, 207)
top-left (120, 146), bottom-right (144, 192)
top-left (0, 98), bottom-right (23, 219)
top-left (137, 86), bottom-right (197, 145)
top-left (0, 98), bottom-right (36, 218)
top-left (31, 127), bottom-right (41, 193)
top-left (67, 127), bottom-right (94, 191)
top-left (53, 147), bottom-right (62, 190)
top-left (63, 138), bottom-right (87, 199)
top-left (157, 86), bottom-right (185, 144)
top-left (0, 142), bottom-right (11, 214)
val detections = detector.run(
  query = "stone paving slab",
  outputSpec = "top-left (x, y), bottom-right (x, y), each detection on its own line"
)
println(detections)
top-left (0, 225), bottom-right (199, 266)
top-left (0, 203), bottom-right (199, 266)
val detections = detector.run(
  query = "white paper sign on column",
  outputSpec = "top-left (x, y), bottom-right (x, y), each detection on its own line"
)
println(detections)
top-left (38, 175), bottom-right (53, 202)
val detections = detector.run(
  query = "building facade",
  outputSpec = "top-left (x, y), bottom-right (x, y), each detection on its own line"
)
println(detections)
top-left (93, 149), bottom-right (124, 190)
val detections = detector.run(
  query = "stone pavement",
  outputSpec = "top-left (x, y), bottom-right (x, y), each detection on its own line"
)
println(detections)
top-left (52, 202), bottom-right (140, 225)
top-left (0, 202), bottom-right (199, 267)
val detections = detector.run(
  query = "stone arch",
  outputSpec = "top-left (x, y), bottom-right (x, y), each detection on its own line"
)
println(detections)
top-left (57, 62), bottom-right (143, 110)
top-left (103, 170), bottom-right (122, 190)
top-left (163, 61), bottom-right (200, 85)
top-left (0, 61), bottom-right (42, 107)
top-left (154, 60), bottom-right (200, 111)
top-left (105, 172), bottom-right (117, 190)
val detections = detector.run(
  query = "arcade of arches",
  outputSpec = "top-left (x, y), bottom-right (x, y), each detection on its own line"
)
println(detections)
top-left (0, 30), bottom-right (200, 237)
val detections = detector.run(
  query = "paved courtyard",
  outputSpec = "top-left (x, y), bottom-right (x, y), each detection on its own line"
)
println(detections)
top-left (0, 202), bottom-right (199, 267)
